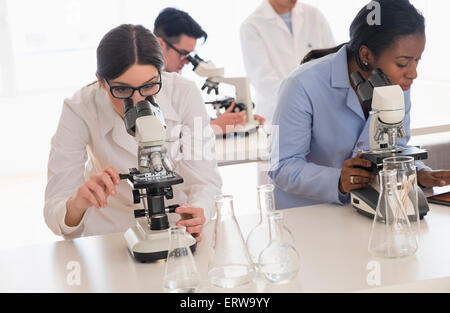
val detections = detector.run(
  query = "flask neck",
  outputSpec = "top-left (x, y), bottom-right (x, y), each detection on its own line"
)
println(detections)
top-left (257, 184), bottom-right (275, 221)
top-left (215, 195), bottom-right (236, 218)
top-left (268, 212), bottom-right (284, 242)
top-left (168, 226), bottom-right (187, 249)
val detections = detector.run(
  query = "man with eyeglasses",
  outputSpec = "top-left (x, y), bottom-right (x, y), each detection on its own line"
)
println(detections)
top-left (154, 7), bottom-right (265, 134)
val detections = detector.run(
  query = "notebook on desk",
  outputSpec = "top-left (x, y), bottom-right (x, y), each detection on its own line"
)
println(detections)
top-left (428, 192), bottom-right (450, 206)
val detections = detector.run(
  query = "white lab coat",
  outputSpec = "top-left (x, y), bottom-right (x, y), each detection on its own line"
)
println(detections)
top-left (240, 0), bottom-right (335, 123)
top-left (44, 72), bottom-right (222, 239)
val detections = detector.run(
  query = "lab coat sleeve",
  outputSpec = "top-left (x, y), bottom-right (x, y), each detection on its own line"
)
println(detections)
top-left (398, 90), bottom-right (431, 172)
top-left (44, 98), bottom-right (89, 237)
top-left (176, 83), bottom-right (223, 223)
top-left (240, 22), bottom-right (282, 119)
top-left (269, 77), bottom-right (344, 205)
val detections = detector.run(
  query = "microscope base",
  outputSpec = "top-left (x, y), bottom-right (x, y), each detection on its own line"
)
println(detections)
top-left (350, 186), bottom-right (429, 219)
top-left (217, 123), bottom-right (259, 139)
top-left (124, 218), bottom-right (197, 263)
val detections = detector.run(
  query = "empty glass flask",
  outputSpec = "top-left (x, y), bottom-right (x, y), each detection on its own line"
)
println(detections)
top-left (258, 211), bottom-right (300, 283)
top-left (246, 184), bottom-right (294, 265)
top-left (208, 195), bottom-right (255, 288)
top-left (163, 226), bottom-right (200, 293)
top-left (368, 169), bottom-right (418, 258)
top-left (382, 156), bottom-right (420, 238)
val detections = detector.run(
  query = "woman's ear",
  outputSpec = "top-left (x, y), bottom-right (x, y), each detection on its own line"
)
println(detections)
top-left (359, 45), bottom-right (375, 70)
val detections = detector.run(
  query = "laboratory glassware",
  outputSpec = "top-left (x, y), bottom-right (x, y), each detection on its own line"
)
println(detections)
top-left (246, 184), bottom-right (294, 266)
top-left (382, 156), bottom-right (420, 239)
top-left (368, 169), bottom-right (418, 258)
top-left (258, 211), bottom-right (300, 283)
top-left (163, 226), bottom-right (200, 293)
top-left (208, 195), bottom-right (255, 288)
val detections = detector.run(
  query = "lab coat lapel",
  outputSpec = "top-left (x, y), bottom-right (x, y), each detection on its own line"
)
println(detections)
top-left (111, 113), bottom-right (137, 157)
top-left (346, 88), bottom-right (365, 121)
top-left (260, 0), bottom-right (292, 37)
top-left (95, 86), bottom-right (137, 156)
top-left (352, 114), bottom-right (373, 156)
top-left (292, 4), bottom-right (305, 52)
top-left (331, 46), bottom-right (366, 121)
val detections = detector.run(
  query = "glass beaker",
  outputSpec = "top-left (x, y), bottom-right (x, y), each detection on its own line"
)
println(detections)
top-left (208, 195), bottom-right (255, 288)
top-left (382, 156), bottom-right (420, 238)
top-left (368, 169), bottom-right (418, 258)
top-left (163, 226), bottom-right (200, 293)
top-left (246, 184), bottom-right (294, 265)
top-left (258, 211), bottom-right (300, 283)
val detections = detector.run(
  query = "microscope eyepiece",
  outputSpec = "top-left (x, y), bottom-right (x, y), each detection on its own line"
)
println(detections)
top-left (135, 100), bottom-right (152, 118)
top-left (350, 71), bottom-right (365, 88)
top-left (368, 68), bottom-right (391, 87)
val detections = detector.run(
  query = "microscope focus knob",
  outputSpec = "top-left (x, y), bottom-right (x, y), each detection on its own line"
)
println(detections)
top-left (165, 187), bottom-right (173, 200)
top-left (132, 190), bottom-right (141, 204)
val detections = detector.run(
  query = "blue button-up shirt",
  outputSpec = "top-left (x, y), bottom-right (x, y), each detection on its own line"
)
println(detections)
top-left (269, 45), bottom-right (428, 210)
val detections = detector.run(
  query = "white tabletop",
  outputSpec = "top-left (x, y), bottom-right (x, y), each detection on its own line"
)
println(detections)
top-left (1, 202), bottom-right (450, 293)
top-left (215, 127), bottom-right (270, 166)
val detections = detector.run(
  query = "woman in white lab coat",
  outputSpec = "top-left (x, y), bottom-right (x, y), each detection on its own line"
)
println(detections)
top-left (240, 0), bottom-right (335, 124)
top-left (44, 24), bottom-right (222, 240)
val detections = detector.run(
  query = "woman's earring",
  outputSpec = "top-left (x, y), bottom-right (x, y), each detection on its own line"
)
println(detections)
top-left (362, 60), bottom-right (371, 72)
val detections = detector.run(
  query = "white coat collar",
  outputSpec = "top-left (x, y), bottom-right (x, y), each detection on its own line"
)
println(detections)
top-left (96, 84), bottom-right (119, 138)
top-left (331, 45), bottom-right (352, 89)
top-left (93, 84), bottom-right (137, 155)
top-left (330, 45), bottom-right (366, 120)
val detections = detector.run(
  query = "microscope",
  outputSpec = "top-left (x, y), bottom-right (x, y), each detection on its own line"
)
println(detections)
top-left (349, 69), bottom-right (429, 219)
top-left (120, 97), bottom-right (196, 262)
top-left (187, 53), bottom-right (260, 137)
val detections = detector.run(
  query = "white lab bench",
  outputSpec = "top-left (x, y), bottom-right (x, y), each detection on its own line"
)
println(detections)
top-left (215, 127), bottom-right (270, 166)
top-left (1, 199), bottom-right (449, 293)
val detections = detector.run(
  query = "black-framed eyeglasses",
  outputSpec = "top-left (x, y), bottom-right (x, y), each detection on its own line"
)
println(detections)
top-left (162, 38), bottom-right (195, 61)
top-left (105, 72), bottom-right (162, 99)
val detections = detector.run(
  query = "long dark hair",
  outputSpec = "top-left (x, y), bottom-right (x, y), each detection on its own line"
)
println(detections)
top-left (96, 24), bottom-right (164, 80)
top-left (301, 0), bottom-right (425, 69)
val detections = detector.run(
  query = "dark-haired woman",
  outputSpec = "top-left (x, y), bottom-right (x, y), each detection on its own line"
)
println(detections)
top-left (44, 24), bottom-right (222, 240)
top-left (269, 0), bottom-right (450, 209)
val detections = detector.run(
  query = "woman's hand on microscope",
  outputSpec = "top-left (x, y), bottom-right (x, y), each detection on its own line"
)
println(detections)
top-left (417, 169), bottom-right (450, 187)
top-left (175, 204), bottom-right (206, 243)
top-left (339, 153), bottom-right (376, 194)
top-left (65, 166), bottom-right (120, 227)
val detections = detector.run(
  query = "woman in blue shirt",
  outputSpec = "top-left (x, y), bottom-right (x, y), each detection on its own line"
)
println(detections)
top-left (270, 0), bottom-right (450, 209)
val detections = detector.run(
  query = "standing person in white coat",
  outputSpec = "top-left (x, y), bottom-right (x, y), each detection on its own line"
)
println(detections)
top-left (44, 24), bottom-right (222, 241)
top-left (240, 0), bottom-right (335, 124)
top-left (240, 0), bottom-right (335, 184)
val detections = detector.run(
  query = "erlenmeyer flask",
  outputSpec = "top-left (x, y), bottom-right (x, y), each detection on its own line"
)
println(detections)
top-left (246, 184), bottom-right (294, 265)
top-left (382, 156), bottom-right (420, 240)
top-left (208, 195), bottom-right (255, 288)
top-left (163, 226), bottom-right (200, 293)
top-left (258, 211), bottom-right (300, 283)
top-left (368, 169), bottom-right (418, 258)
